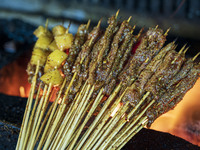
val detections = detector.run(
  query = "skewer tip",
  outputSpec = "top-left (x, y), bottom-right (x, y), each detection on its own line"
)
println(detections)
top-left (115, 9), bottom-right (120, 19)
top-left (45, 19), bottom-right (49, 29)
top-left (192, 52), bottom-right (200, 61)
top-left (183, 46), bottom-right (190, 54)
top-left (86, 19), bottom-right (91, 30)
top-left (131, 25), bottom-right (136, 34)
top-left (155, 25), bottom-right (159, 29)
top-left (97, 18), bottom-right (102, 28)
top-left (164, 27), bottom-right (171, 36)
top-left (178, 44), bottom-right (187, 54)
top-left (137, 27), bottom-right (144, 39)
top-left (66, 22), bottom-right (71, 34)
top-left (127, 16), bottom-right (132, 23)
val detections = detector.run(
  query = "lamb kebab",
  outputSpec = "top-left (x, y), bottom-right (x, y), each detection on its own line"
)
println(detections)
top-left (17, 12), bottom-right (200, 150)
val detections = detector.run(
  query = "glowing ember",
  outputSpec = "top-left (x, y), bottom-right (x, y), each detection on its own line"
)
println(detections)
top-left (0, 56), bottom-right (31, 97)
top-left (151, 78), bottom-right (200, 146)
top-left (19, 86), bottom-right (26, 97)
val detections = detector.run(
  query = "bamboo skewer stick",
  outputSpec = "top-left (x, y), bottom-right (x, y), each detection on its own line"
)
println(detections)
top-left (37, 78), bottom-right (67, 149)
top-left (59, 85), bottom-right (94, 150)
top-left (33, 99), bottom-right (54, 148)
top-left (193, 52), bottom-right (200, 61)
top-left (28, 83), bottom-right (52, 150)
top-left (99, 92), bottom-right (150, 149)
top-left (53, 97), bottom-right (92, 149)
top-left (81, 86), bottom-right (128, 150)
top-left (93, 102), bottom-right (130, 150)
top-left (58, 84), bottom-right (92, 149)
top-left (108, 100), bottom-right (155, 149)
top-left (26, 84), bottom-right (48, 148)
top-left (54, 83), bottom-right (89, 149)
top-left (16, 61), bottom-right (40, 150)
top-left (50, 101), bottom-right (76, 150)
top-left (41, 73), bottom-right (79, 149)
top-left (51, 82), bottom-right (88, 150)
top-left (28, 85), bottom-right (48, 141)
top-left (87, 102), bottom-right (126, 150)
top-left (67, 89), bottom-right (104, 150)
top-left (23, 83), bottom-right (42, 148)
top-left (116, 117), bottom-right (148, 150)
top-left (75, 83), bottom-right (122, 150)
top-left (127, 92), bottom-right (150, 119)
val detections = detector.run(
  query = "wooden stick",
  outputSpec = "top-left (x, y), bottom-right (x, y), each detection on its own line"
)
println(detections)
top-left (116, 117), bottom-right (148, 150)
top-left (127, 92), bottom-right (150, 119)
top-left (59, 85), bottom-right (94, 149)
top-left (81, 85), bottom-right (127, 150)
top-left (58, 85), bottom-right (92, 149)
top-left (183, 46), bottom-right (189, 54)
top-left (41, 72), bottom-right (79, 149)
top-left (127, 16), bottom-right (132, 23)
top-left (56, 82), bottom-right (89, 145)
top-left (51, 82), bottom-right (88, 150)
top-left (28, 83), bottom-right (52, 150)
top-left (16, 60), bottom-right (40, 150)
top-left (33, 99), bottom-right (54, 148)
top-left (88, 102), bottom-right (126, 150)
top-left (45, 104), bottom-right (67, 150)
top-left (50, 102), bottom-right (75, 150)
top-left (51, 82), bottom-right (89, 149)
top-left (26, 84), bottom-right (48, 147)
top-left (86, 19), bottom-right (91, 30)
top-left (42, 102), bottom-right (66, 150)
top-left (193, 52), bottom-right (200, 61)
top-left (37, 78), bottom-right (67, 149)
top-left (74, 83), bottom-right (122, 150)
top-left (108, 100), bottom-right (155, 149)
top-left (101, 92), bottom-right (150, 149)
top-left (67, 88), bottom-right (104, 150)
top-left (93, 102), bottom-right (130, 150)
top-left (51, 92), bottom-right (93, 150)
top-left (115, 9), bottom-right (120, 19)
top-left (164, 27), bottom-right (171, 36)
top-left (23, 83), bottom-right (42, 148)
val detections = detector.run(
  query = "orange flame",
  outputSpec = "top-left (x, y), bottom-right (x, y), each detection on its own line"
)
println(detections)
top-left (151, 78), bottom-right (200, 146)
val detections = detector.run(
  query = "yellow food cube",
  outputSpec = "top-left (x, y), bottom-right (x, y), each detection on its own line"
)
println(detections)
top-left (30, 48), bottom-right (48, 66)
top-left (44, 50), bottom-right (68, 72)
top-left (55, 33), bottom-right (73, 51)
top-left (33, 26), bottom-right (52, 38)
top-left (34, 35), bottom-right (53, 50)
top-left (52, 25), bottom-right (66, 36)
top-left (40, 69), bottom-right (64, 86)
top-left (48, 40), bottom-right (59, 51)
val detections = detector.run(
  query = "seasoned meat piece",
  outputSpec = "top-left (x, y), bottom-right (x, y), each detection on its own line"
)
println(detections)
top-left (70, 21), bottom-right (102, 94)
top-left (94, 20), bottom-right (130, 94)
top-left (146, 62), bottom-right (200, 127)
top-left (27, 63), bottom-right (44, 83)
top-left (97, 20), bottom-right (130, 81)
top-left (135, 42), bottom-right (176, 93)
top-left (121, 87), bottom-right (141, 107)
top-left (118, 27), bottom-right (167, 91)
top-left (63, 24), bottom-right (88, 80)
top-left (72, 21), bottom-right (101, 75)
top-left (103, 26), bottom-right (133, 95)
top-left (88, 15), bottom-right (119, 85)
top-left (167, 58), bottom-right (193, 89)
top-left (145, 50), bottom-right (186, 99)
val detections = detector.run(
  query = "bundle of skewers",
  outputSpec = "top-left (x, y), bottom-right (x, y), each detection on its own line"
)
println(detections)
top-left (16, 11), bottom-right (200, 150)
